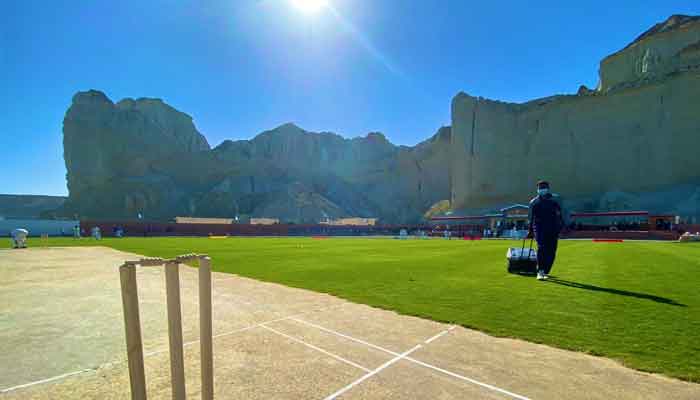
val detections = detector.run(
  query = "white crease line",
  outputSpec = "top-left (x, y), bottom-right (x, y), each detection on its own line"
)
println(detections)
top-left (404, 356), bottom-right (532, 400)
top-left (323, 345), bottom-right (422, 400)
top-left (424, 328), bottom-right (452, 344)
top-left (0, 369), bottom-right (94, 393)
top-left (293, 318), bottom-right (531, 400)
top-left (151, 303), bottom-right (347, 357)
top-left (291, 317), bottom-right (401, 355)
top-left (260, 325), bottom-right (371, 373)
top-left (1, 303), bottom-right (346, 394)
top-left (143, 314), bottom-right (308, 358)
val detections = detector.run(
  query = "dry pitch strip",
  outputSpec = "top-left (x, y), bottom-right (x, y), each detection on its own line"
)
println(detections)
top-left (117, 254), bottom-right (527, 400)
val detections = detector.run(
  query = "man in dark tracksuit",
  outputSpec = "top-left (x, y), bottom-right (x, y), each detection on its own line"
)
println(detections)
top-left (528, 181), bottom-right (565, 281)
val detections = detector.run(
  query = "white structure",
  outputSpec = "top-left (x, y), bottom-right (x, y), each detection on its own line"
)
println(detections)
top-left (0, 219), bottom-right (78, 237)
top-left (320, 217), bottom-right (377, 226)
top-left (175, 217), bottom-right (234, 225)
top-left (250, 218), bottom-right (279, 225)
top-left (11, 228), bottom-right (28, 248)
top-left (679, 232), bottom-right (700, 242)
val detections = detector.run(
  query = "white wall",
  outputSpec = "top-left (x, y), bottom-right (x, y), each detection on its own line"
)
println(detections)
top-left (0, 219), bottom-right (79, 237)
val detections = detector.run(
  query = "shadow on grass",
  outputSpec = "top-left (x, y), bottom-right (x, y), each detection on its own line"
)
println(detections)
top-left (547, 278), bottom-right (687, 307)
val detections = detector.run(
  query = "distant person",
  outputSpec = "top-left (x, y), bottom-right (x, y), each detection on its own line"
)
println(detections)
top-left (91, 226), bottom-right (101, 240)
top-left (73, 225), bottom-right (81, 239)
top-left (11, 228), bottom-right (29, 248)
top-left (528, 181), bottom-right (565, 281)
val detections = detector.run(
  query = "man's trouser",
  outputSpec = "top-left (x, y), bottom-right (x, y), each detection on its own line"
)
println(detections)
top-left (536, 236), bottom-right (559, 275)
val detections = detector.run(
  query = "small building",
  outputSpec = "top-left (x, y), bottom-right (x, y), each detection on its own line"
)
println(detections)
top-left (320, 217), bottom-right (377, 226)
top-left (428, 203), bottom-right (531, 238)
top-left (175, 217), bottom-right (234, 225)
top-left (496, 204), bottom-right (530, 231)
top-left (570, 211), bottom-right (678, 231)
top-left (250, 218), bottom-right (280, 225)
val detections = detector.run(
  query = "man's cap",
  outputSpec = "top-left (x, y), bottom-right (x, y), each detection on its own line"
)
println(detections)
top-left (537, 180), bottom-right (550, 188)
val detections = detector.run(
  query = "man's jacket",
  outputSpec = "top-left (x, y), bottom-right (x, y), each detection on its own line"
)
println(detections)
top-left (528, 193), bottom-right (564, 241)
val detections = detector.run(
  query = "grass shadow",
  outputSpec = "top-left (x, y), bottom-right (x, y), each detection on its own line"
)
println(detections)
top-left (547, 278), bottom-right (687, 307)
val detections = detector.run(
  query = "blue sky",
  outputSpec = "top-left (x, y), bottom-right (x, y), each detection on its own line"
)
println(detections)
top-left (2, 0), bottom-right (697, 196)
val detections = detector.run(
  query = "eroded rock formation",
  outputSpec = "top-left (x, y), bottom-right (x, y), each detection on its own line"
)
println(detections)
top-left (450, 15), bottom-right (700, 219)
top-left (61, 92), bottom-right (450, 223)
top-left (600, 15), bottom-right (700, 91)
top-left (0, 195), bottom-right (67, 218)
top-left (61, 15), bottom-right (700, 223)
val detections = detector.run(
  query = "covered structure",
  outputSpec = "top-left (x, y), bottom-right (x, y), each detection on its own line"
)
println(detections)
top-left (175, 217), bottom-right (234, 225)
top-left (429, 203), bottom-right (531, 237)
top-left (495, 204), bottom-right (530, 231)
top-left (569, 211), bottom-right (677, 231)
top-left (320, 217), bottom-right (377, 226)
top-left (250, 218), bottom-right (280, 225)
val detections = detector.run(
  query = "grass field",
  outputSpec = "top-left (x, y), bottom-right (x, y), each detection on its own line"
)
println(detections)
top-left (3, 236), bottom-right (699, 382)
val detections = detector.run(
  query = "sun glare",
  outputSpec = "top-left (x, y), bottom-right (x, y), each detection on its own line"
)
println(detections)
top-left (290, 0), bottom-right (328, 14)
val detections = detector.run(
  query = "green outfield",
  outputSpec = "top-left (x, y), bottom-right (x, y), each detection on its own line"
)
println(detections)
top-left (4, 236), bottom-right (699, 382)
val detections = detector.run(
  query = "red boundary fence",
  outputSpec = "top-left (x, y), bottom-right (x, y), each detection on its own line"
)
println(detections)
top-left (80, 220), bottom-right (700, 241)
top-left (80, 220), bottom-right (431, 238)
top-left (562, 230), bottom-right (680, 241)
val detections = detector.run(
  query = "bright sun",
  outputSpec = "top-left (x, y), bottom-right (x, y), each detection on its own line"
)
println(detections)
top-left (290, 0), bottom-right (328, 14)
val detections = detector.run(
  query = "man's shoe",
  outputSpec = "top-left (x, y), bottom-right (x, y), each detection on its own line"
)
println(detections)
top-left (536, 272), bottom-right (545, 280)
top-left (543, 273), bottom-right (549, 280)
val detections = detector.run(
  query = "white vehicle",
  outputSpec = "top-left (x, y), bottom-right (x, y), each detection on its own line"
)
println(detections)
top-left (11, 228), bottom-right (29, 249)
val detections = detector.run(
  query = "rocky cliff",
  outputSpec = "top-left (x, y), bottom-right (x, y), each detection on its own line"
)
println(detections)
top-left (62, 15), bottom-right (700, 223)
top-left (0, 195), bottom-right (67, 218)
top-left (600, 15), bottom-right (700, 91)
top-left (450, 15), bottom-right (700, 219)
top-left (61, 92), bottom-right (450, 223)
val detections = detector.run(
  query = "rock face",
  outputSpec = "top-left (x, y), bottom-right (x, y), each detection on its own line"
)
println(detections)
top-left (62, 15), bottom-right (700, 223)
top-left (62, 93), bottom-right (450, 223)
top-left (450, 15), bottom-right (700, 219)
top-left (600, 15), bottom-right (700, 92)
top-left (0, 195), bottom-right (67, 218)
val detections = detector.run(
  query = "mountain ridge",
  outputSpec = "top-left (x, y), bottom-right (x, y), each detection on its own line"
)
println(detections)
top-left (60, 91), bottom-right (451, 223)
top-left (59, 14), bottom-right (700, 223)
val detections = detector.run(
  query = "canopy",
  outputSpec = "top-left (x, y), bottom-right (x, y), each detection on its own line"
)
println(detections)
top-left (570, 211), bottom-right (649, 218)
top-left (430, 215), bottom-right (490, 221)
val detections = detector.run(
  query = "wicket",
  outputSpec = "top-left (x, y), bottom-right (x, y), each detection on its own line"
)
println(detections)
top-left (119, 254), bottom-right (214, 400)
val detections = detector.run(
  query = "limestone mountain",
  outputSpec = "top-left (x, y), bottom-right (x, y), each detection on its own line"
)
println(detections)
top-left (60, 15), bottom-right (700, 223)
top-left (0, 195), bottom-right (67, 219)
top-left (61, 92), bottom-right (451, 223)
top-left (450, 14), bottom-right (700, 219)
